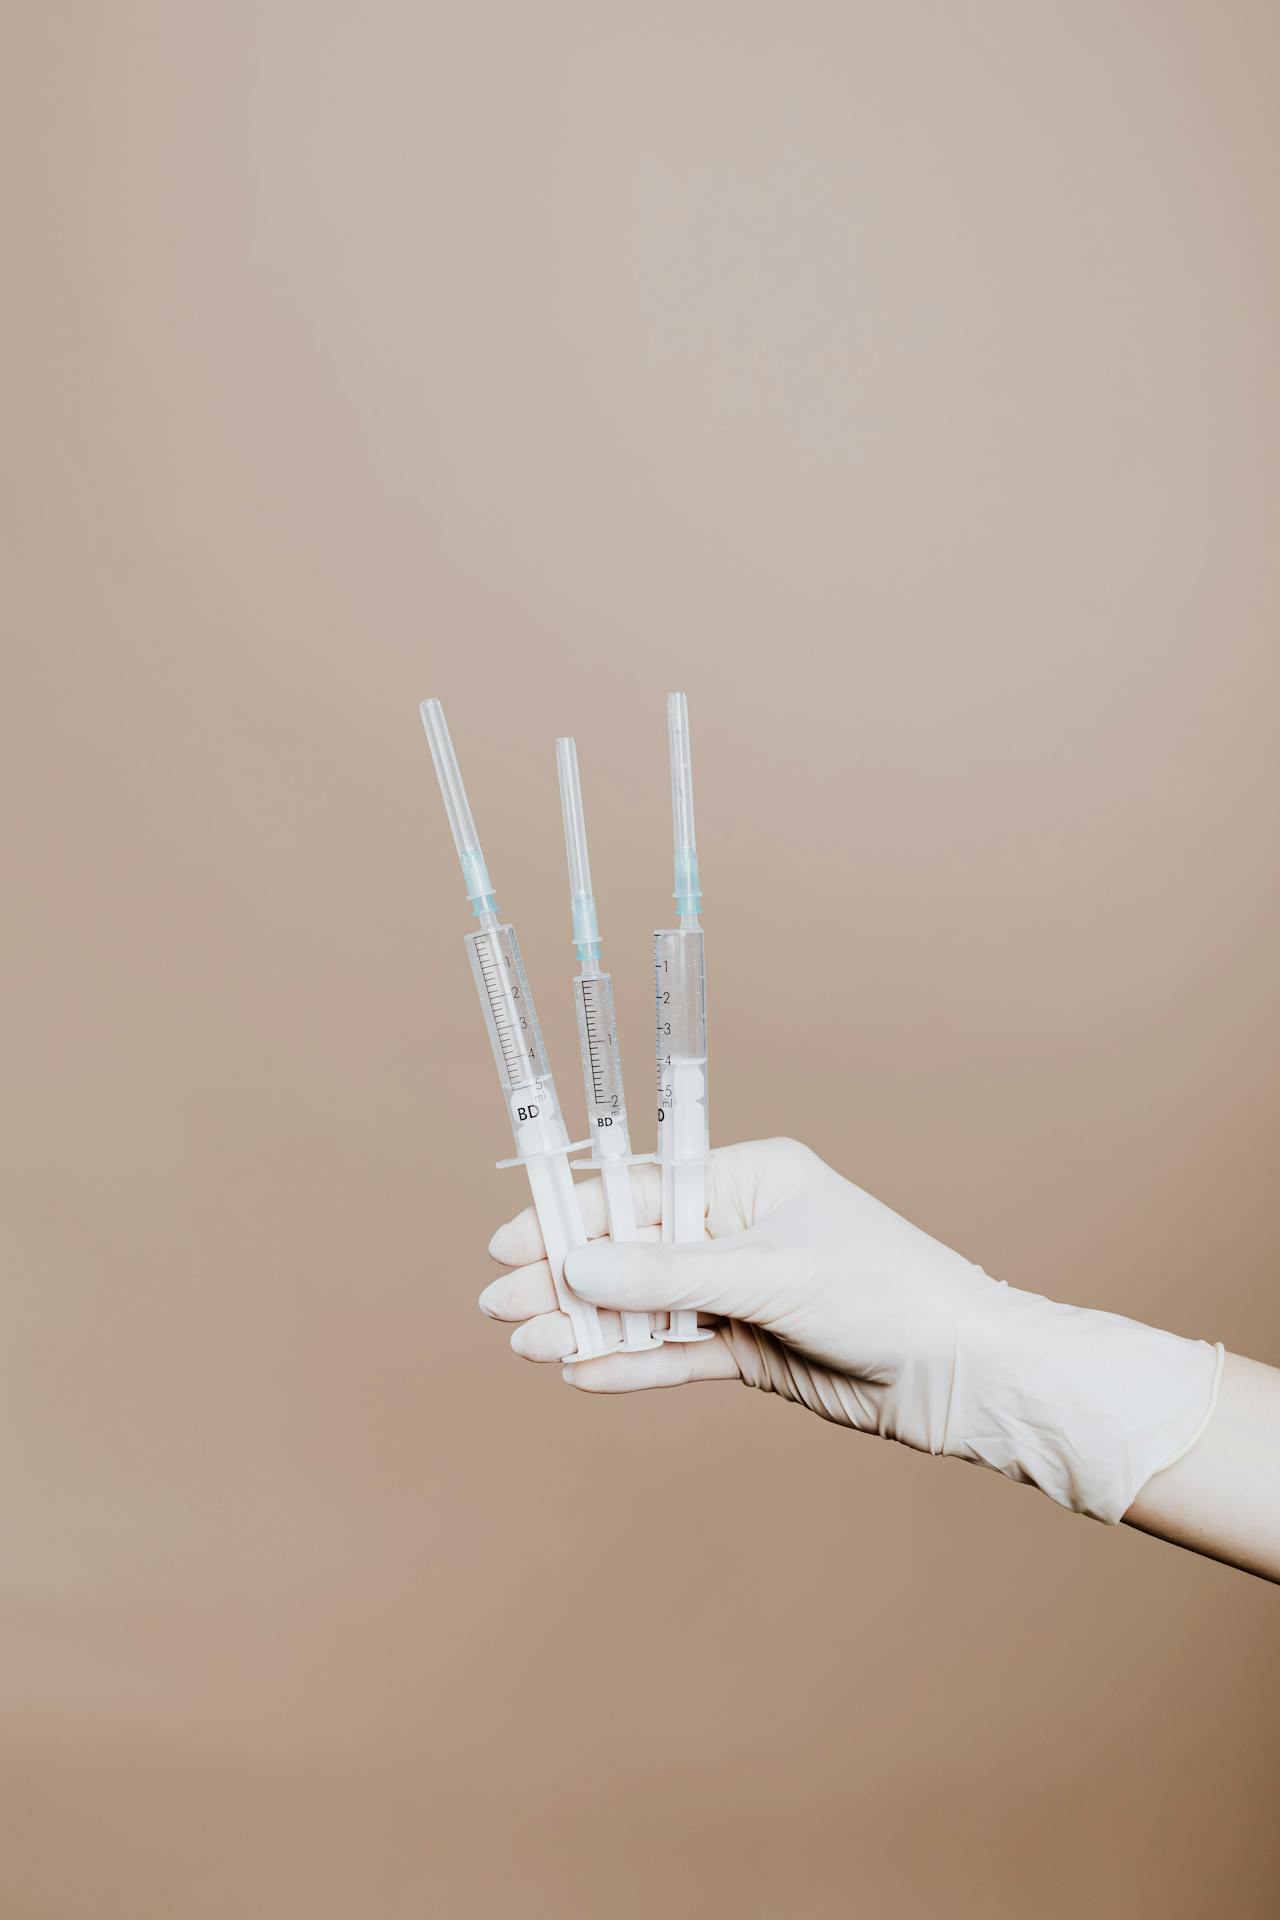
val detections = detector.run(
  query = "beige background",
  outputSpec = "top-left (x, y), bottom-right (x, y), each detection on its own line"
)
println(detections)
top-left (4, 4), bottom-right (1279, 1916)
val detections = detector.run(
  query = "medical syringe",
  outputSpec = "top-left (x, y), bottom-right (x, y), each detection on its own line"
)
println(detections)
top-left (654, 692), bottom-right (715, 1344)
top-left (420, 700), bottom-right (622, 1361)
top-left (556, 738), bottom-right (664, 1355)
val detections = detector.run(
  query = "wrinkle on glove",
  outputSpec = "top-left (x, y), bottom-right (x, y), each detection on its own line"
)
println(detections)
top-left (568, 1140), bottom-right (1226, 1528)
top-left (721, 1303), bottom-right (1221, 1524)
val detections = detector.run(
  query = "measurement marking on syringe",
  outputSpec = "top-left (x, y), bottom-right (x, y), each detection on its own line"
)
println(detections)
top-left (580, 980), bottom-right (606, 1105)
top-left (477, 941), bottom-right (526, 1085)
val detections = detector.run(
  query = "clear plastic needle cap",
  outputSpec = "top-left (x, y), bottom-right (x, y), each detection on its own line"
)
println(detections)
top-left (668, 691), bottom-right (701, 920)
top-left (556, 738), bottom-right (601, 966)
top-left (420, 699), bottom-right (497, 918)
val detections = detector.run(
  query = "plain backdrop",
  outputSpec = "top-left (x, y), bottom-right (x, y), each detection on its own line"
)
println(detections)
top-left (3, 4), bottom-right (1278, 1916)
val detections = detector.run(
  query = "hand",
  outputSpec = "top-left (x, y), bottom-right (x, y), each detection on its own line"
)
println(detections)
top-left (480, 1138), bottom-right (1221, 1524)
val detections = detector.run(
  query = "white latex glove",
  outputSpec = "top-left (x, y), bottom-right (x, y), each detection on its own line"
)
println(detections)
top-left (481, 1138), bottom-right (1223, 1525)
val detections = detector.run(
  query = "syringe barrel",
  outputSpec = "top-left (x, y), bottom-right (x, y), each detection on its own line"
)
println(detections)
top-left (465, 921), bottom-right (619, 1357)
top-left (466, 923), bottom-right (569, 1157)
top-left (574, 969), bottom-right (630, 1151)
top-left (654, 926), bottom-right (708, 1166)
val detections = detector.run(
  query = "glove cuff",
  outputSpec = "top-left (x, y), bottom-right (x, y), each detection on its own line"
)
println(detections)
top-left (947, 1280), bottom-right (1225, 1524)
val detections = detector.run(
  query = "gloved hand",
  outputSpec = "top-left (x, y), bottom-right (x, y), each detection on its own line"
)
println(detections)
top-left (480, 1138), bottom-right (1223, 1524)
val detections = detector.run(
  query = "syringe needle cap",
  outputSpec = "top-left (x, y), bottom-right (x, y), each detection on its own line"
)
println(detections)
top-left (420, 698), bottom-right (497, 916)
top-left (556, 736), bottom-right (601, 965)
top-left (555, 738), bottom-right (592, 899)
top-left (667, 691), bottom-right (701, 919)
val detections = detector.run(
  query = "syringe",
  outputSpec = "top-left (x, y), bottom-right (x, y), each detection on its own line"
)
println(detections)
top-left (556, 738), bottom-right (664, 1355)
top-left (420, 699), bottom-right (622, 1361)
top-left (654, 692), bottom-right (715, 1345)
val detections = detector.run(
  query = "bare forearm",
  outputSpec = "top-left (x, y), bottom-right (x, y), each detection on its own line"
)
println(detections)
top-left (1123, 1353), bottom-right (1280, 1582)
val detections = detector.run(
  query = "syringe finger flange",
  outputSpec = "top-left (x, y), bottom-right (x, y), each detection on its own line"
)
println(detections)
top-left (495, 1141), bottom-right (593, 1169)
top-left (568, 1150), bottom-right (657, 1170)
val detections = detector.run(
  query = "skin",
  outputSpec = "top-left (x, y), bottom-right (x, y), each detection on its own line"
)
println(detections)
top-left (1124, 1354), bottom-right (1280, 1582)
top-left (479, 1163), bottom-right (1280, 1585)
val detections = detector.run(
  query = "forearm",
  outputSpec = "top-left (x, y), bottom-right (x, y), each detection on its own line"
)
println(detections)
top-left (1123, 1352), bottom-right (1280, 1583)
